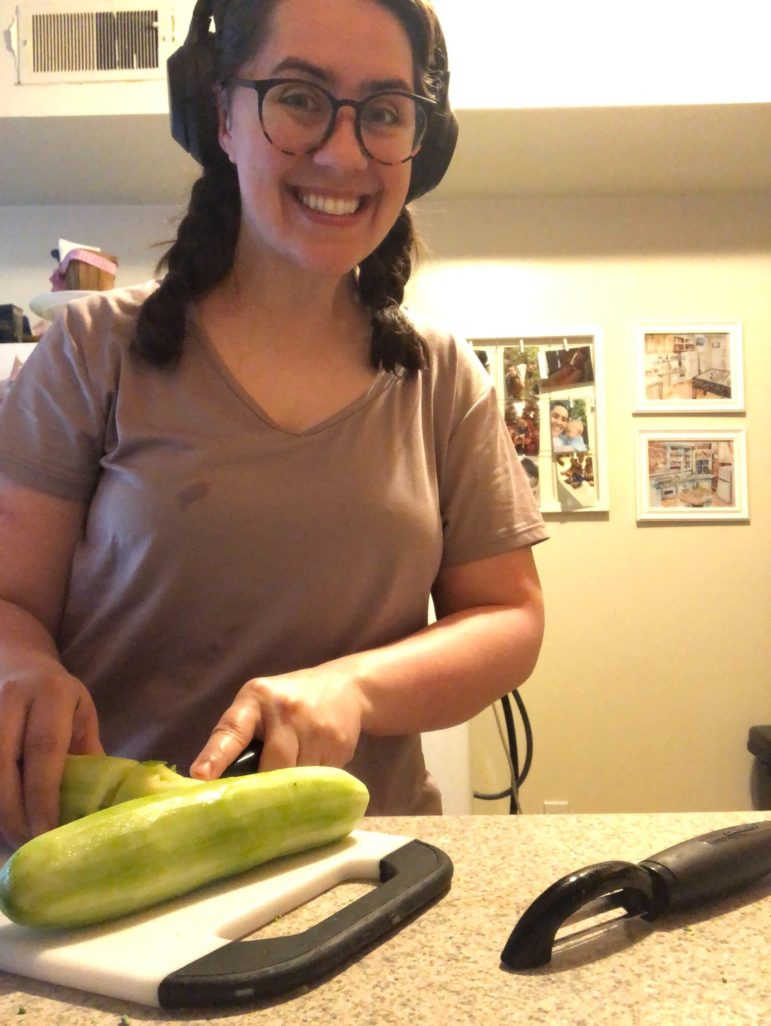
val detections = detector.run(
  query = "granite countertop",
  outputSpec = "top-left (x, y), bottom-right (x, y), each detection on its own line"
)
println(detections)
top-left (1, 811), bottom-right (769, 1026)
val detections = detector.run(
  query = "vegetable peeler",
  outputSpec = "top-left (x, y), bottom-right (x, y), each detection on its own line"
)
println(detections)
top-left (501, 820), bottom-right (771, 970)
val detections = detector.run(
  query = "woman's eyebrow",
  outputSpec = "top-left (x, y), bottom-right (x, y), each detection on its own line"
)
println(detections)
top-left (270, 57), bottom-right (412, 93)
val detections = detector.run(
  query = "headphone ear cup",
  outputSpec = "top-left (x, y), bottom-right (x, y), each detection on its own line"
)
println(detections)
top-left (406, 101), bottom-right (458, 202)
top-left (167, 2), bottom-right (221, 166)
top-left (406, 22), bottom-right (459, 203)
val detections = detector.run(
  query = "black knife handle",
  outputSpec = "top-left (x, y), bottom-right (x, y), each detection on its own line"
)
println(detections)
top-left (640, 820), bottom-right (771, 918)
top-left (221, 740), bottom-right (264, 776)
top-left (157, 839), bottom-right (453, 1009)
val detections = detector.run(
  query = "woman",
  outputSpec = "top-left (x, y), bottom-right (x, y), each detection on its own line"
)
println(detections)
top-left (0, 0), bottom-right (546, 848)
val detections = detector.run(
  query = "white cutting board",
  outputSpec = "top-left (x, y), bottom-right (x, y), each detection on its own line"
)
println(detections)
top-left (0, 829), bottom-right (410, 1007)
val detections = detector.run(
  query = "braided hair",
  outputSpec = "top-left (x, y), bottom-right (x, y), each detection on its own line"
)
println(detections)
top-left (133, 0), bottom-right (441, 373)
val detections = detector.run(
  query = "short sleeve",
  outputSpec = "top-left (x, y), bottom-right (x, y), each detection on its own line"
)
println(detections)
top-left (0, 305), bottom-right (117, 501)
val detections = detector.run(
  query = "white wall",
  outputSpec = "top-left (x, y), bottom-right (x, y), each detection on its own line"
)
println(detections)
top-left (433, 0), bottom-right (771, 109)
top-left (4, 0), bottom-right (769, 118)
top-left (409, 192), bottom-right (771, 815)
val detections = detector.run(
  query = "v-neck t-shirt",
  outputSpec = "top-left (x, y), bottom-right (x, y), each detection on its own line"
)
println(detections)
top-left (0, 281), bottom-right (547, 814)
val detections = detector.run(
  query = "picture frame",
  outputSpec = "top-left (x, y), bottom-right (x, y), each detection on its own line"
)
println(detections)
top-left (636, 429), bottom-right (749, 522)
top-left (634, 323), bottom-right (744, 414)
top-left (471, 328), bottom-right (608, 514)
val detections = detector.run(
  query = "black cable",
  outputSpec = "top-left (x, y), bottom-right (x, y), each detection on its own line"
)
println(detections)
top-left (512, 689), bottom-right (533, 787)
top-left (500, 693), bottom-right (519, 813)
top-left (473, 689), bottom-right (533, 812)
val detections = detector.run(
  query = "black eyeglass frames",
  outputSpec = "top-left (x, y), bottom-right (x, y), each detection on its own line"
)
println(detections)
top-left (224, 77), bottom-right (436, 165)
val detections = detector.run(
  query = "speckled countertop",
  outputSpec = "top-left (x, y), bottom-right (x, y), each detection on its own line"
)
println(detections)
top-left (1, 811), bottom-right (769, 1026)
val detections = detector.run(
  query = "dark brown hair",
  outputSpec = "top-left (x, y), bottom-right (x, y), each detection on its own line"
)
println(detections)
top-left (133, 0), bottom-right (444, 373)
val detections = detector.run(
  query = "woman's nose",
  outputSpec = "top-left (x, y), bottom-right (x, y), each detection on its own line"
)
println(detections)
top-left (312, 108), bottom-right (369, 172)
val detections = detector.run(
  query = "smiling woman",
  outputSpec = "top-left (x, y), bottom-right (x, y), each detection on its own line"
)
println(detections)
top-left (0, 0), bottom-right (547, 846)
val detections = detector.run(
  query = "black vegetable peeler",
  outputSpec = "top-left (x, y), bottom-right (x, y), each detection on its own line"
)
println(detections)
top-left (501, 820), bottom-right (771, 970)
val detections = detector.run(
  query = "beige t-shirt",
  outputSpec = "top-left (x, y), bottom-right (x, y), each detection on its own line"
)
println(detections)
top-left (0, 283), bottom-right (547, 813)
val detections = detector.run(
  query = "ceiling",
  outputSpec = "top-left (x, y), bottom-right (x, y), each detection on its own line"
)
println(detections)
top-left (1, 102), bottom-right (770, 207)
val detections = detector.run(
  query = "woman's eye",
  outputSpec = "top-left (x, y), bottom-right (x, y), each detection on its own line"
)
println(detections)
top-left (276, 86), bottom-right (324, 113)
top-left (363, 99), bottom-right (401, 127)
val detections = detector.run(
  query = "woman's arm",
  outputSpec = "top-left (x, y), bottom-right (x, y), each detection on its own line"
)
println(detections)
top-left (0, 475), bottom-right (101, 847)
top-left (191, 546), bottom-right (544, 777)
top-left (358, 545), bottom-right (544, 733)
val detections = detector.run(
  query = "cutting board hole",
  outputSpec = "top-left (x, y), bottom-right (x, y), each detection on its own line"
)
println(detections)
top-left (226, 879), bottom-right (376, 942)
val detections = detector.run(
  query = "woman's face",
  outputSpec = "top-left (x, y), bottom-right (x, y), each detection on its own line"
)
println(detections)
top-left (550, 404), bottom-right (569, 436)
top-left (219, 0), bottom-right (416, 281)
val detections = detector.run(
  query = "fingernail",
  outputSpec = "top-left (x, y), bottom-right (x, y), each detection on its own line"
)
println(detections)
top-left (190, 758), bottom-right (212, 780)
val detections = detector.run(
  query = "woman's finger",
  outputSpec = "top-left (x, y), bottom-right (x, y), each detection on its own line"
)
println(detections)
top-left (190, 690), bottom-right (265, 780)
top-left (0, 692), bottom-right (29, 847)
top-left (22, 685), bottom-right (82, 837)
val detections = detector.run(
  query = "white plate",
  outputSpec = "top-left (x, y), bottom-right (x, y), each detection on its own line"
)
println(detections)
top-left (29, 290), bottom-right (96, 321)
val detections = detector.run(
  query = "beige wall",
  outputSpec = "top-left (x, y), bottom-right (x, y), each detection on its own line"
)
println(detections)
top-left (408, 192), bottom-right (771, 815)
top-left (3, 192), bottom-right (769, 815)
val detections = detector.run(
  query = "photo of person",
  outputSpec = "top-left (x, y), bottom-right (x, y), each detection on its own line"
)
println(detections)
top-left (551, 399), bottom-right (589, 454)
top-left (474, 347), bottom-right (491, 375)
top-left (541, 345), bottom-right (594, 392)
top-left (565, 418), bottom-right (587, 451)
top-left (503, 345), bottom-right (540, 403)
top-left (505, 401), bottom-right (540, 457)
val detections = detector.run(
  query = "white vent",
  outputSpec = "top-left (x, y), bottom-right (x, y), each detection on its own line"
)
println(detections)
top-left (16, 1), bottom-right (177, 83)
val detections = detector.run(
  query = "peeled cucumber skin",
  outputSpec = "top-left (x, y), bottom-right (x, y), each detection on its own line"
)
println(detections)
top-left (59, 754), bottom-right (202, 823)
top-left (58, 754), bottom-right (138, 824)
top-left (110, 760), bottom-right (201, 805)
top-left (0, 766), bottom-right (369, 930)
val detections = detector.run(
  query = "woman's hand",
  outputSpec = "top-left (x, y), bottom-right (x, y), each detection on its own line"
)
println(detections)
top-left (190, 666), bottom-right (366, 780)
top-left (0, 668), bottom-right (103, 849)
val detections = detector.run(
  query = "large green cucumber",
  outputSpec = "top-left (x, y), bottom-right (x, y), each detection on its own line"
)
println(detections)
top-left (0, 766), bottom-right (369, 929)
top-left (59, 754), bottom-right (201, 823)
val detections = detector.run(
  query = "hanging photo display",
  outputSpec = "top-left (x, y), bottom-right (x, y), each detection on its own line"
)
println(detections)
top-left (471, 330), bottom-right (608, 513)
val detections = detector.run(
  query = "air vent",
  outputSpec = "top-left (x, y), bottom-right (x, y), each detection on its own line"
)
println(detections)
top-left (16, 1), bottom-right (176, 83)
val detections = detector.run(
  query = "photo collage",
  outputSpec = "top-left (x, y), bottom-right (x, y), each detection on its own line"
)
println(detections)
top-left (472, 335), bottom-right (603, 512)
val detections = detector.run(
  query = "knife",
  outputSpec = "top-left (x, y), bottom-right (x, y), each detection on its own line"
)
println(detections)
top-left (501, 820), bottom-right (771, 970)
top-left (221, 740), bottom-right (265, 776)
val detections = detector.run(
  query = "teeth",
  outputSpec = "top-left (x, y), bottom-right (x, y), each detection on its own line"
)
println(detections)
top-left (298, 192), bottom-right (361, 216)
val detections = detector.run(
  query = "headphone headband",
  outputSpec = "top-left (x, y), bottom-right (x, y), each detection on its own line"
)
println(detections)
top-left (167, 0), bottom-right (458, 201)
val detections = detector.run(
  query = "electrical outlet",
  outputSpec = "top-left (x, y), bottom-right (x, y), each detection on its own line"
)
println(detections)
top-left (543, 800), bottom-right (569, 814)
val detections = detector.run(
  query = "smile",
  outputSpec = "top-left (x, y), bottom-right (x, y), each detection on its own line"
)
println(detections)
top-left (296, 191), bottom-right (363, 216)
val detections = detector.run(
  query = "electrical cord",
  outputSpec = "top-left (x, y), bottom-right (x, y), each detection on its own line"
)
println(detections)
top-left (473, 689), bottom-right (533, 814)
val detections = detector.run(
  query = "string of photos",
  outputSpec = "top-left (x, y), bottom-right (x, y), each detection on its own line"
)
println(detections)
top-left (472, 330), bottom-right (609, 513)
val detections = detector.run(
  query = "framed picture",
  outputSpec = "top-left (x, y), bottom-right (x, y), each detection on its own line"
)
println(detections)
top-left (471, 328), bottom-right (608, 513)
top-left (636, 429), bottom-right (749, 522)
top-left (634, 323), bottom-right (744, 414)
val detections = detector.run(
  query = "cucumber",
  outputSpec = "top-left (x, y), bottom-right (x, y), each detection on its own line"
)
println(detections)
top-left (0, 766), bottom-right (369, 929)
top-left (59, 754), bottom-right (201, 824)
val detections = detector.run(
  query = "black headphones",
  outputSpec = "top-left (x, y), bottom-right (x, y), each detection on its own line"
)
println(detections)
top-left (167, 0), bottom-right (459, 202)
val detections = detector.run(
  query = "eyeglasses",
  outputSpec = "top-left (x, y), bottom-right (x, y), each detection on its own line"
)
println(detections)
top-left (225, 77), bottom-right (436, 165)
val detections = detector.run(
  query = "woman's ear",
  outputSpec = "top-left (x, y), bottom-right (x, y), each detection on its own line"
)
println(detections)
top-left (216, 86), bottom-right (236, 162)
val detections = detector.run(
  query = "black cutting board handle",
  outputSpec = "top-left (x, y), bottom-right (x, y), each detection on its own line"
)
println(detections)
top-left (157, 839), bottom-right (453, 1008)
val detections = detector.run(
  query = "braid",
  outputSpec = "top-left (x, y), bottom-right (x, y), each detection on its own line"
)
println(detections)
top-left (358, 207), bottom-right (428, 374)
top-left (132, 160), bottom-right (241, 367)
